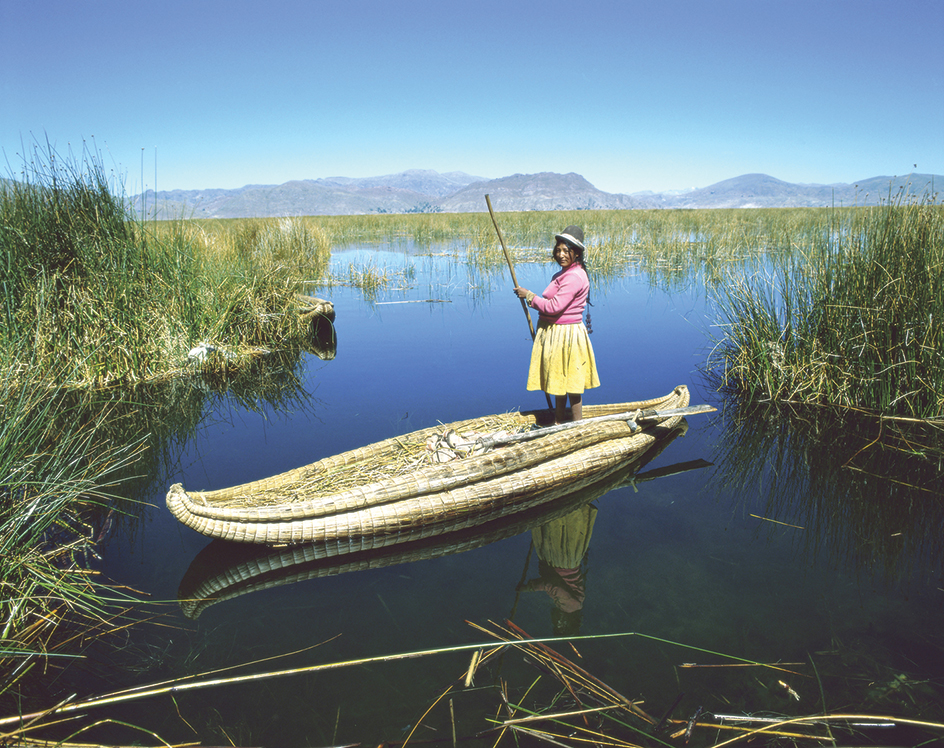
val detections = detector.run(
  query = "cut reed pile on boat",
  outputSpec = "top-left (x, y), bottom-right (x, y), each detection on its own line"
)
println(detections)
top-left (208, 413), bottom-right (530, 511)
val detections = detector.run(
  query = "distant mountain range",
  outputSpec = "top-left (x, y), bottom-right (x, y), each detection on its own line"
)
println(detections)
top-left (131, 169), bottom-right (942, 219)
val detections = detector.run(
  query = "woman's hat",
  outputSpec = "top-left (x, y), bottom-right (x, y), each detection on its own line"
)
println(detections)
top-left (555, 225), bottom-right (585, 252)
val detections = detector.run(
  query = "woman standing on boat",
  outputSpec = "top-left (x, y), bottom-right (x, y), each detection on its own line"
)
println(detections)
top-left (514, 225), bottom-right (600, 423)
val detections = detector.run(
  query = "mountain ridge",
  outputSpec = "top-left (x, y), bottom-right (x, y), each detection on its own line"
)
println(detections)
top-left (133, 170), bottom-right (942, 219)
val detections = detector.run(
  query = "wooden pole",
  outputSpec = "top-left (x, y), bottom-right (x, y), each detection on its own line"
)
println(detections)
top-left (485, 195), bottom-right (554, 410)
top-left (485, 194), bottom-right (535, 340)
top-left (485, 194), bottom-right (554, 410)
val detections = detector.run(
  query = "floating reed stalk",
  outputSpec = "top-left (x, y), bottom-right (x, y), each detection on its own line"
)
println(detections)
top-left (470, 619), bottom-right (654, 724)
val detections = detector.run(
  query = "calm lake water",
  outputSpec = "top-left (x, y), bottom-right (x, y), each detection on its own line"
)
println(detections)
top-left (41, 243), bottom-right (944, 746)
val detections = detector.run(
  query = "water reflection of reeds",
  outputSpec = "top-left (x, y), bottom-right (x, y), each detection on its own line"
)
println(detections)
top-left (710, 399), bottom-right (944, 580)
top-left (110, 345), bottom-right (320, 509)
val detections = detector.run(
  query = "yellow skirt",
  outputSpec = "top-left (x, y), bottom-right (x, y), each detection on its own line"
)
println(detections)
top-left (526, 320), bottom-right (601, 396)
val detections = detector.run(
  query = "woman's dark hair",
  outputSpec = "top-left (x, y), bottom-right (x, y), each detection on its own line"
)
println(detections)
top-left (578, 247), bottom-right (593, 333)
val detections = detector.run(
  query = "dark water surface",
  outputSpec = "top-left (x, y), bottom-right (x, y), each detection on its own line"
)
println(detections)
top-left (49, 247), bottom-right (944, 746)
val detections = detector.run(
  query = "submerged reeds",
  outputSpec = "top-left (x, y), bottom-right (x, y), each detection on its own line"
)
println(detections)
top-left (708, 397), bottom-right (944, 580)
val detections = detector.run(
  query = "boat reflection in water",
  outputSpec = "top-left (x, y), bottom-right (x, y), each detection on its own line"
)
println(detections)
top-left (177, 421), bottom-right (710, 620)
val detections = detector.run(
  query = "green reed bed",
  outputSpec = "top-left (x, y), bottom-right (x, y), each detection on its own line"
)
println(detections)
top-left (708, 199), bottom-right (944, 418)
top-left (0, 146), bottom-right (332, 704)
top-left (1, 148), bottom-right (330, 388)
top-left (167, 207), bottom-right (842, 294)
top-left (304, 211), bottom-right (494, 248)
top-left (458, 207), bottom-right (828, 293)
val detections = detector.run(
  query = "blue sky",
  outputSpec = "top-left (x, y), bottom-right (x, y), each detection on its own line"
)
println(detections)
top-left (2, 0), bottom-right (942, 195)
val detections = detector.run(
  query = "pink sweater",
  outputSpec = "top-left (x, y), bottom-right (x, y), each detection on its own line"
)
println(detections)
top-left (530, 263), bottom-right (589, 325)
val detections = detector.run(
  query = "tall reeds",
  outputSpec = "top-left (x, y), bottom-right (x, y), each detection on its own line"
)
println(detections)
top-left (141, 207), bottom-right (830, 302)
top-left (0, 349), bottom-right (145, 694)
top-left (1, 145), bottom-right (331, 386)
top-left (0, 144), bottom-right (327, 689)
top-left (708, 199), bottom-right (944, 418)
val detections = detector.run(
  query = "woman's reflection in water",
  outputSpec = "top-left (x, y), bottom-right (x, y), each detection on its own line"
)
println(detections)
top-left (520, 503), bottom-right (598, 635)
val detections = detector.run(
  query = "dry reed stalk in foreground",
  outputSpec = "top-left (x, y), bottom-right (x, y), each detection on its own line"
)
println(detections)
top-left (468, 620), bottom-right (654, 726)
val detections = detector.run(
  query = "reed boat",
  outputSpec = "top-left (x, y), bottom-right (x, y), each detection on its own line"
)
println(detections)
top-left (177, 423), bottom-right (710, 619)
top-left (166, 385), bottom-right (710, 546)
